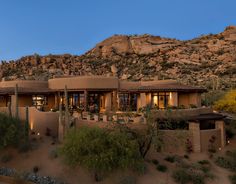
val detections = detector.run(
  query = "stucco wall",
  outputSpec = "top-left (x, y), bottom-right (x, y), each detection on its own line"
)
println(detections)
top-left (200, 129), bottom-right (221, 152)
top-left (48, 76), bottom-right (118, 90)
top-left (178, 93), bottom-right (190, 107)
top-left (0, 80), bottom-right (48, 88)
top-left (179, 93), bottom-right (201, 108)
top-left (152, 107), bottom-right (213, 119)
top-left (28, 107), bottom-right (59, 136)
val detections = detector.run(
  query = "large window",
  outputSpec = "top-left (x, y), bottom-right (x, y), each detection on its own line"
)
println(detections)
top-left (118, 93), bottom-right (137, 111)
top-left (32, 95), bottom-right (47, 110)
top-left (88, 93), bottom-right (100, 113)
top-left (68, 93), bottom-right (85, 109)
top-left (152, 92), bottom-right (170, 109)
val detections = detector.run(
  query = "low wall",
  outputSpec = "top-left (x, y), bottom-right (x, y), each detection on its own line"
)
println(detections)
top-left (158, 130), bottom-right (192, 153)
top-left (0, 106), bottom-right (59, 137)
top-left (200, 129), bottom-right (221, 152)
top-left (153, 107), bottom-right (213, 119)
top-left (28, 107), bottom-right (59, 136)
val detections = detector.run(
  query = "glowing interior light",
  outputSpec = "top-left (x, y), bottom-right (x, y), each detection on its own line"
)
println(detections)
top-left (37, 133), bottom-right (40, 136)
top-left (153, 96), bottom-right (158, 105)
top-left (219, 147), bottom-right (221, 151)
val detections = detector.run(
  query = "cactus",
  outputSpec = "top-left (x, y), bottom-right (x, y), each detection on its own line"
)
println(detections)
top-left (15, 84), bottom-right (19, 119)
top-left (64, 85), bottom-right (69, 130)
top-left (7, 101), bottom-right (12, 117)
top-left (24, 106), bottom-right (29, 141)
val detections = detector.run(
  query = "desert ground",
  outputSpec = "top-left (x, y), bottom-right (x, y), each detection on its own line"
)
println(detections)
top-left (0, 126), bottom-right (235, 184)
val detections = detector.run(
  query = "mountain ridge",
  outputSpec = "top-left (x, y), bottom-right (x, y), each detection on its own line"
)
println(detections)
top-left (0, 26), bottom-right (236, 90)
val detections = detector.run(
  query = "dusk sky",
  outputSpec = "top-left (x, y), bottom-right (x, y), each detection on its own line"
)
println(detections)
top-left (0, 0), bottom-right (236, 61)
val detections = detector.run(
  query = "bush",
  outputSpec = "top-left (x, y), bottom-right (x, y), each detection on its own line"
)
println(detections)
top-left (215, 150), bottom-right (236, 171)
top-left (151, 159), bottom-right (159, 165)
top-left (133, 162), bottom-right (147, 175)
top-left (156, 164), bottom-right (167, 172)
top-left (0, 113), bottom-right (28, 149)
top-left (198, 160), bottom-right (210, 165)
top-left (215, 156), bottom-right (232, 169)
top-left (165, 155), bottom-right (176, 163)
top-left (214, 90), bottom-right (236, 113)
top-left (49, 148), bottom-right (58, 159)
top-left (60, 127), bottom-right (143, 180)
top-left (229, 174), bottom-right (236, 184)
top-left (184, 154), bottom-right (189, 159)
top-left (33, 166), bottom-right (39, 173)
top-left (173, 161), bottom-right (214, 184)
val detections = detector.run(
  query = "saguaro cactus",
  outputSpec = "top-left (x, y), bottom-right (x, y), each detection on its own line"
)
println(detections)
top-left (24, 106), bottom-right (29, 141)
top-left (15, 84), bottom-right (19, 119)
top-left (7, 101), bottom-right (12, 117)
top-left (64, 85), bottom-right (69, 130)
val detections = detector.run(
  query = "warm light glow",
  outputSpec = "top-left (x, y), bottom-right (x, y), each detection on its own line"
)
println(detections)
top-left (153, 96), bottom-right (158, 105)
top-left (37, 133), bottom-right (40, 136)
top-left (228, 140), bottom-right (230, 144)
top-left (30, 121), bottom-right (34, 130)
top-left (170, 92), bottom-right (172, 100)
top-left (219, 147), bottom-right (222, 151)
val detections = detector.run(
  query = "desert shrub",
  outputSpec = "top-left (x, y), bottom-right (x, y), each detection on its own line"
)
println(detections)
top-left (133, 162), bottom-right (147, 175)
top-left (185, 139), bottom-right (193, 153)
top-left (151, 159), bottom-right (159, 165)
top-left (33, 166), bottom-right (39, 173)
top-left (208, 135), bottom-right (216, 155)
top-left (202, 90), bottom-right (225, 106)
top-left (198, 160), bottom-right (210, 165)
top-left (214, 90), bottom-right (236, 113)
top-left (0, 113), bottom-right (28, 149)
top-left (189, 104), bottom-right (197, 108)
top-left (229, 174), bottom-right (236, 184)
top-left (184, 154), bottom-right (189, 159)
top-left (226, 128), bottom-right (235, 139)
top-left (119, 176), bottom-right (136, 184)
top-left (215, 156), bottom-right (232, 169)
top-left (1, 153), bottom-right (13, 163)
top-left (172, 169), bottom-right (190, 184)
top-left (60, 127), bottom-right (143, 181)
top-left (165, 155), bottom-right (176, 163)
top-left (173, 161), bottom-right (213, 184)
top-left (49, 148), bottom-right (58, 159)
top-left (215, 150), bottom-right (236, 171)
top-left (156, 164), bottom-right (167, 172)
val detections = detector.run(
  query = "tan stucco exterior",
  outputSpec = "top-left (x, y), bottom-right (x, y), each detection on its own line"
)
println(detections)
top-left (48, 76), bottom-right (118, 90)
top-left (0, 76), bottom-right (226, 153)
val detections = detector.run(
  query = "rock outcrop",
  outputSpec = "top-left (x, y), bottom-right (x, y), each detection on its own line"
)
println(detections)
top-left (0, 26), bottom-right (236, 90)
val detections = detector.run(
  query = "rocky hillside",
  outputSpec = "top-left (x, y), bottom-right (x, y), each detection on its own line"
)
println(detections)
top-left (1, 26), bottom-right (236, 90)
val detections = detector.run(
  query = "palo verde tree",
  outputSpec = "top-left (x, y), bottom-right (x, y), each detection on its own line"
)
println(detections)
top-left (214, 90), bottom-right (236, 113)
top-left (60, 126), bottom-right (143, 181)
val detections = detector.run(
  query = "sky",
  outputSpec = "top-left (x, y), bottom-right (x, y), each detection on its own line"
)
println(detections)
top-left (0, 0), bottom-right (236, 61)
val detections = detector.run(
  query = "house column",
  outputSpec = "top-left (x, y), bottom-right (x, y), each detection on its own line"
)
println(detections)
top-left (112, 90), bottom-right (118, 111)
top-left (215, 120), bottom-right (226, 148)
top-left (170, 92), bottom-right (178, 107)
top-left (189, 122), bottom-right (201, 153)
top-left (105, 92), bottom-right (112, 112)
top-left (55, 92), bottom-right (60, 109)
top-left (84, 90), bottom-right (88, 111)
top-left (140, 93), bottom-right (146, 108)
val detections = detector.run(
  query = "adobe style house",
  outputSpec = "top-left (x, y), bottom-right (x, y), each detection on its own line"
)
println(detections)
top-left (0, 76), bottom-right (226, 153)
